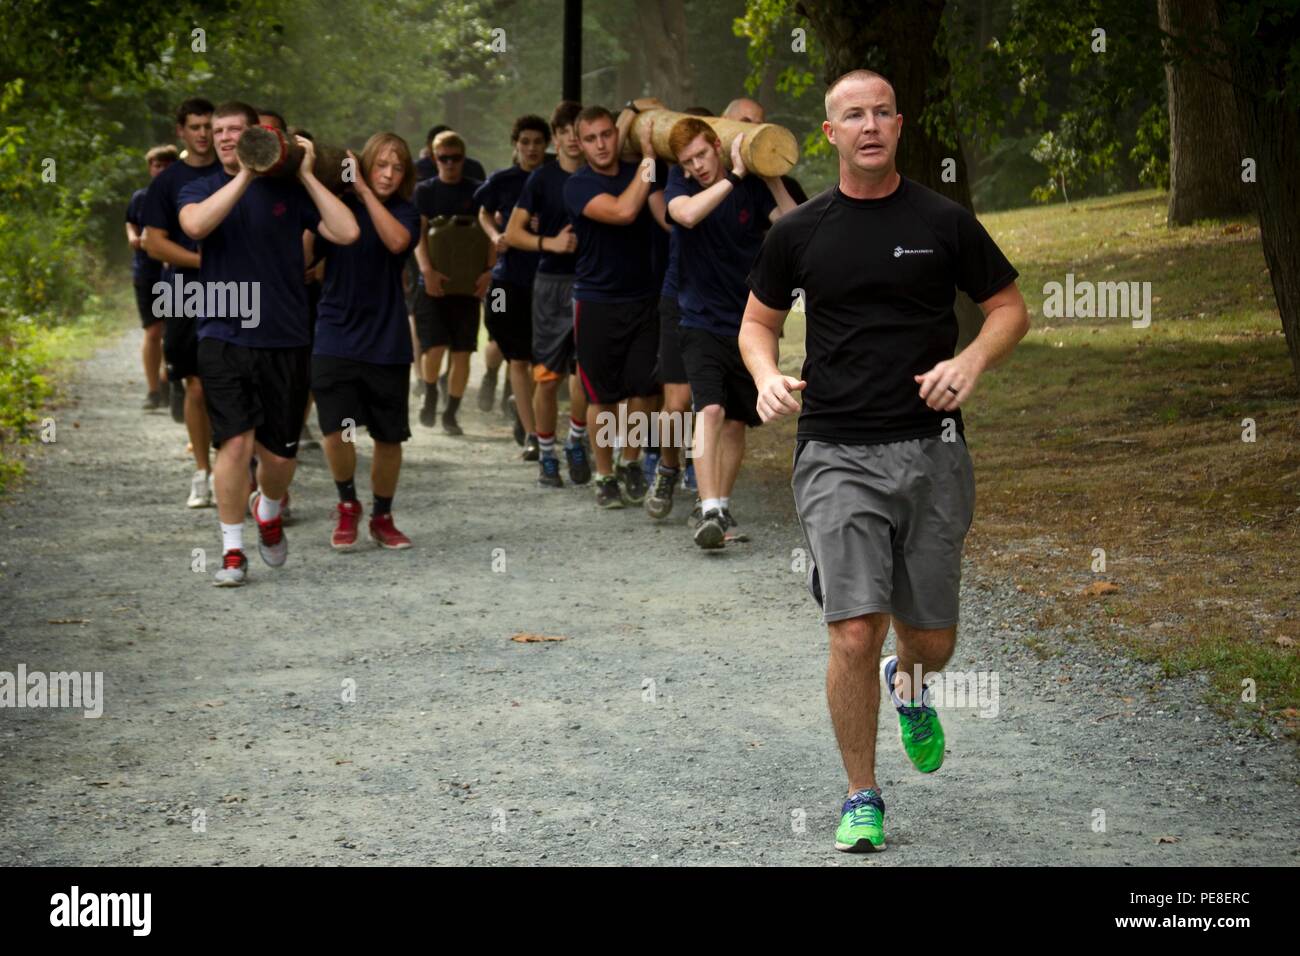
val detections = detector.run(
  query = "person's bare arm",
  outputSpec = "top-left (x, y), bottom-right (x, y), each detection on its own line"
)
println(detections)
top-left (479, 205), bottom-right (510, 257)
top-left (180, 168), bottom-right (254, 241)
top-left (504, 206), bottom-right (576, 256)
top-left (667, 180), bottom-right (733, 229)
top-left (739, 292), bottom-right (806, 422)
top-left (667, 134), bottom-right (749, 229)
top-left (914, 281), bottom-right (1030, 412)
top-left (763, 175), bottom-right (797, 222)
top-left (581, 119), bottom-right (657, 225)
top-left (648, 190), bottom-right (669, 232)
top-left (300, 138), bottom-right (359, 245)
top-left (126, 221), bottom-right (142, 251)
top-left (142, 227), bottom-right (201, 270)
top-left (582, 162), bottom-right (655, 225)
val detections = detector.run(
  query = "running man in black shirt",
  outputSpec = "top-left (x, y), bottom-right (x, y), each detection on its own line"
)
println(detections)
top-left (741, 70), bottom-right (1029, 853)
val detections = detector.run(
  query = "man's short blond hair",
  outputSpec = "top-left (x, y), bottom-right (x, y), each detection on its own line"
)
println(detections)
top-left (432, 130), bottom-right (466, 154)
top-left (824, 70), bottom-right (897, 119)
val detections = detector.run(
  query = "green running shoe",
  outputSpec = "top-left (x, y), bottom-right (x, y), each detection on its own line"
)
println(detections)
top-left (834, 788), bottom-right (886, 852)
top-left (883, 655), bottom-right (945, 773)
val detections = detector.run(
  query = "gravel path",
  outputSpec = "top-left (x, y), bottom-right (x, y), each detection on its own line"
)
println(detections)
top-left (0, 330), bottom-right (1295, 865)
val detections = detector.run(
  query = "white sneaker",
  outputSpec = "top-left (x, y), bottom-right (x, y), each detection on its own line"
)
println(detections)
top-left (187, 470), bottom-right (213, 508)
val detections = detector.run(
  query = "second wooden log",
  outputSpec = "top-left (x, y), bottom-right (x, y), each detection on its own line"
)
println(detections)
top-left (617, 101), bottom-right (799, 178)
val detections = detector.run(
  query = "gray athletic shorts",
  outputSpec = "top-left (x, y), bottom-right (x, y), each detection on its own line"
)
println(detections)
top-left (792, 435), bottom-right (976, 629)
top-left (531, 272), bottom-right (575, 379)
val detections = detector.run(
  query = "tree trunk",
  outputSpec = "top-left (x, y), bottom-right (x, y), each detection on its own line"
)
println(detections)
top-left (1216, 0), bottom-right (1300, 390)
top-left (635, 0), bottom-right (693, 108)
top-left (1159, 0), bottom-right (1252, 225)
top-left (796, 0), bottom-right (986, 348)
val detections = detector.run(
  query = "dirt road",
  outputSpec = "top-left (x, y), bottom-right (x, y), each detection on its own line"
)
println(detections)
top-left (0, 330), bottom-right (1294, 865)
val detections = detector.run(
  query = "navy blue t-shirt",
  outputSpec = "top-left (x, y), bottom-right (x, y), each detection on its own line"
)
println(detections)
top-left (474, 164), bottom-right (539, 287)
top-left (313, 193), bottom-right (419, 366)
top-left (516, 161), bottom-right (578, 276)
top-left (126, 187), bottom-right (161, 285)
top-left (665, 166), bottom-right (776, 335)
top-left (661, 228), bottom-right (680, 300)
top-left (563, 160), bottom-right (663, 303)
top-left (177, 170), bottom-right (323, 348)
top-left (141, 157), bottom-right (220, 280)
top-left (413, 176), bottom-right (482, 220)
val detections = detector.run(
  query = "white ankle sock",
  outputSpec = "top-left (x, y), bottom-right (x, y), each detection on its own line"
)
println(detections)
top-left (720, 496), bottom-right (731, 510)
top-left (256, 493), bottom-right (282, 522)
top-left (701, 497), bottom-right (722, 514)
top-left (221, 522), bottom-right (243, 553)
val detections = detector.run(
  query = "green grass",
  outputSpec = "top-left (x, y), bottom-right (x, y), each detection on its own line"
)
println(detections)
top-left (0, 287), bottom-right (133, 495)
top-left (751, 190), bottom-right (1300, 739)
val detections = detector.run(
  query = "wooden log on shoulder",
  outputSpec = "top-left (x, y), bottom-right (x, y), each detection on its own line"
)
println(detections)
top-left (236, 125), bottom-right (347, 194)
top-left (615, 98), bottom-right (799, 178)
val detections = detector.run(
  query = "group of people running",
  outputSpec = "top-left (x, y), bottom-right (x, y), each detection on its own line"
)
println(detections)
top-left (125, 70), bottom-right (1032, 854)
top-left (127, 93), bottom-right (801, 587)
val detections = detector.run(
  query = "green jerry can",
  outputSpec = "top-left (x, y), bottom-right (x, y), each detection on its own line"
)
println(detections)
top-left (426, 215), bottom-right (490, 297)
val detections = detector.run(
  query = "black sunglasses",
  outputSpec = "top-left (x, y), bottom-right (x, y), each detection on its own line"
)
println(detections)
top-left (435, 154), bottom-right (464, 164)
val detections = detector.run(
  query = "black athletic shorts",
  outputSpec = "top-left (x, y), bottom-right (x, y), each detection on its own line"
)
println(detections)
top-left (135, 281), bottom-right (163, 329)
top-left (197, 338), bottom-right (311, 458)
top-left (573, 297), bottom-right (659, 405)
top-left (312, 354), bottom-right (411, 444)
top-left (657, 296), bottom-right (687, 385)
top-left (679, 325), bottom-right (761, 427)
top-left (483, 280), bottom-right (533, 362)
top-left (413, 288), bottom-right (480, 352)
top-left (164, 311), bottom-right (200, 381)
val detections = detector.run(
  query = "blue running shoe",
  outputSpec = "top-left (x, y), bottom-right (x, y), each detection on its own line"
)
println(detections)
top-left (565, 440), bottom-right (591, 486)
top-left (642, 450), bottom-right (660, 485)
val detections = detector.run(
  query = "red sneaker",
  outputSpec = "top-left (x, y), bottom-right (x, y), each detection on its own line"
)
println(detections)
top-left (332, 500), bottom-right (363, 550)
top-left (369, 512), bottom-right (412, 550)
top-left (248, 492), bottom-right (288, 567)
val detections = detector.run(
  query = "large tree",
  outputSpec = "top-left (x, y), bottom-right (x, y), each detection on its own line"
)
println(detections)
top-left (1158, 0), bottom-right (1252, 225)
top-left (796, 0), bottom-right (985, 346)
top-left (1216, 0), bottom-right (1300, 384)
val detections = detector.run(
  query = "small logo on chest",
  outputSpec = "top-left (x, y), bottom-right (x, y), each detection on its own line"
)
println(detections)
top-left (893, 245), bottom-right (934, 258)
top-left (272, 201), bottom-right (287, 218)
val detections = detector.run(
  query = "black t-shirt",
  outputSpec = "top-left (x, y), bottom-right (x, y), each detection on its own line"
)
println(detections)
top-left (665, 166), bottom-right (776, 336)
top-left (515, 161), bottom-right (577, 276)
top-left (473, 164), bottom-right (539, 287)
top-left (562, 160), bottom-right (663, 303)
top-left (126, 187), bottom-right (161, 285)
top-left (177, 170), bottom-right (322, 348)
top-left (314, 193), bottom-right (420, 365)
top-left (747, 176), bottom-right (1018, 445)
